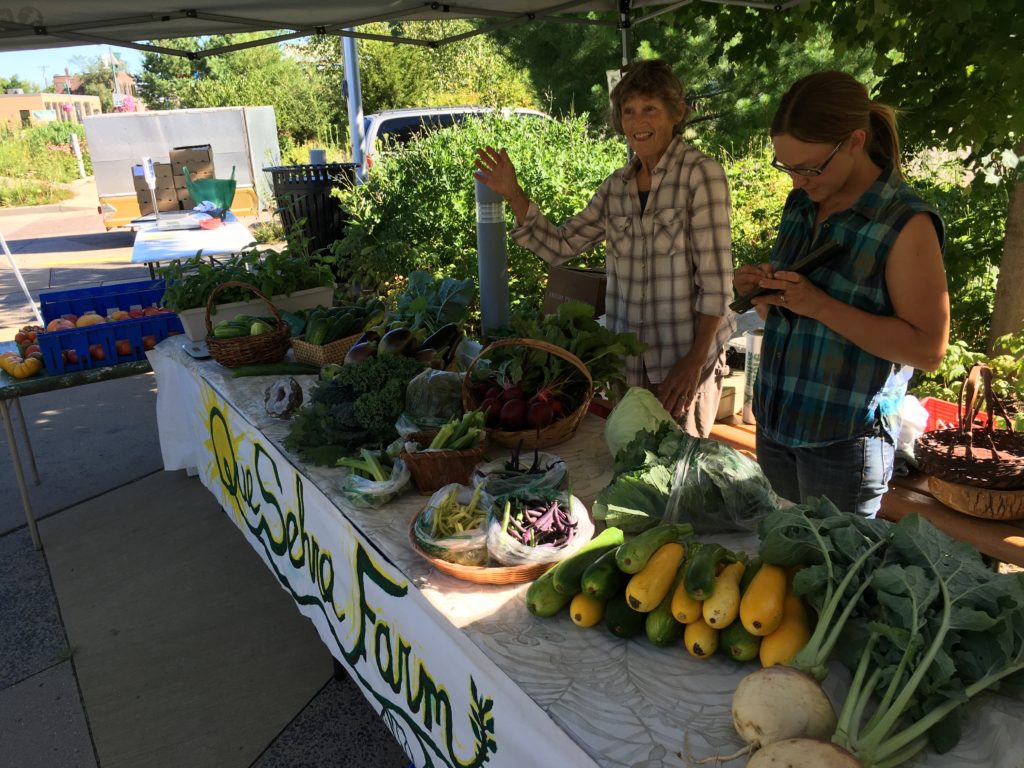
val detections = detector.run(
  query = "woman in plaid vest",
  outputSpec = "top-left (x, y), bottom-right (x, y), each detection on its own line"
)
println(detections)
top-left (733, 71), bottom-right (949, 517)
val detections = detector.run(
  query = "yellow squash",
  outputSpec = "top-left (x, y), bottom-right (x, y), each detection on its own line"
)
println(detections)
top-left (739, 563), bottom-right (788, 636)
top-left (683, 616), bottom-right (719, 659)
top-left (759, 593), bottom-right (812, 667)
top-left (569, 592), bottom-right (605, 628)
top-left (625, 542), bottom-right (686, 613)
top-left (702, 560), bottom-right (745, 629)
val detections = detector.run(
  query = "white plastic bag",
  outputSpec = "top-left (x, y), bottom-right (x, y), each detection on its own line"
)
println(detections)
top-left (339, 459), bottom-right (411, 509)
top-left (412, 483), bottom-right (493, 566)
top-left (470, 450), bottom-right (568, 497)
top-left (897, 395), bottom-right (930, 458)
top-left (485, 493), bottom-right (594, 566)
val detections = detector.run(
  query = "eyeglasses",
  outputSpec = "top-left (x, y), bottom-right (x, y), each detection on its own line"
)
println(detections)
top-left (770, 139), bottom-right (846, 178)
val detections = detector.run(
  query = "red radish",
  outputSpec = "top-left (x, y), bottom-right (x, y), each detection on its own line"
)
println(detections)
top-left (480, 397), bottom-right (502, 427)
top-left (485, 385), bottom-right (502, 401)
top-left (501, 384), bottom-right (524, 402)
top-left (499, 399), bottom-right (526, 430)
top-left (527, 401), bottom-right (554, 429)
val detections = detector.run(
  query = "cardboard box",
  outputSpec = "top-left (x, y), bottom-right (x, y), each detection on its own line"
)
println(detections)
top-left (130, 162), bottom-right (173, 191)
top-left (170, 144), bottom-right (214, 177)
top-left (542, 266), bottom-right (607, 317)
top-left (136, 187), bottom-right (179, 213)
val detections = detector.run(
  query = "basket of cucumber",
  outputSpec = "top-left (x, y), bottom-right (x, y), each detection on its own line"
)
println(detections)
top-left (291, 302), bottom-right (383, 367)
top-left (205, 281), bottom-right (291, 368)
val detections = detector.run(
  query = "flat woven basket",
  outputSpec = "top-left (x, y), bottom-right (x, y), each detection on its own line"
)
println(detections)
top-left (204, 281), bottom-right (291, 368)
top-left (462, 337), bottom-right (594, 450)
top-left (927, 474), bottom-right (1024, 521)
top-left (407, 514), bottom-right (554, 585)
top-left (400, 430), bottom-right (489, 494)
top-left (291, 334), bottom-right (360, 367)
top-left (916, 364), bottom-right (1024, 491)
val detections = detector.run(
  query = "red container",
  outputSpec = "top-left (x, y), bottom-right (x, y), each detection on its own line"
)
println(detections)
top-left (919, 396), bottom-right (989, 432)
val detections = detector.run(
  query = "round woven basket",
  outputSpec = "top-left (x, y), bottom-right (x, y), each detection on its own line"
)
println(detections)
top-left (400, 430), bottom-right (489, 494)
top-left (462, 337), bottom-right (593, 450)
top-left (290, 333), bottom-right (361, 367)
top-left (928, 474), bottom-right (1024, 521)
top-left (407, 514), bottom-right (554, 585)
top-left (204, 281), bottom-right (291, 368)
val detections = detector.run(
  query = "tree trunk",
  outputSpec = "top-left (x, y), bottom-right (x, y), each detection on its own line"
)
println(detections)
top-left (988, 143), bottom-right (1024, 352)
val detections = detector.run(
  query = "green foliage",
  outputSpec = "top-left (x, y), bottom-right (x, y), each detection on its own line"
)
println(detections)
top-left (911, 330), bottom-right (1024, 408)
top-left (0, 74), bottom-right (38, 93)
top-left (331, 112), bottom-right (623, 313)
top-left (721, 141), bottom-right (792, 267)
top-left (0, 123), bottom-right (90, 206)
top-left (157, 247), bottom-right (334, 312)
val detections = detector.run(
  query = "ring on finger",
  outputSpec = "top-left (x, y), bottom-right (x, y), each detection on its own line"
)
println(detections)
top-left (780, 292), bottom-right (788, 304)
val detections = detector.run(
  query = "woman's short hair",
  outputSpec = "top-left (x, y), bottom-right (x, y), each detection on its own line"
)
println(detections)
top-left (771, 71), bottom-right (902, 171)
top-left (610, 59), bottom-right (689, 136)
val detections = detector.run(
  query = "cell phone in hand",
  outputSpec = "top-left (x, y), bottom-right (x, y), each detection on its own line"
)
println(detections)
top-left (730, 240), bottom-right (845, 313)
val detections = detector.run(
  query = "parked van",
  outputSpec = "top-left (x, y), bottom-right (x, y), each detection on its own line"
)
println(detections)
top-left (360, 106), bottom-right (550, 175)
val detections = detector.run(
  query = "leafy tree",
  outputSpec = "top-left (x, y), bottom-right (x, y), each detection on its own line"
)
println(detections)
top-left (680, 0), bottom-right (1023, 349)
top-left (137, 34), bottom-right (336, 145)
top-left (0, 74), bottom-right (37, 94)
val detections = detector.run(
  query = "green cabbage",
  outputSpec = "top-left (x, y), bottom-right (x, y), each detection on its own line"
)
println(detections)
top-left (604, 387), bottom-right (679, 457)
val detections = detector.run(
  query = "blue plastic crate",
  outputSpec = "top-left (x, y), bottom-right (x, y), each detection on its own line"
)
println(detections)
top-left (39, 279), bottom-right (167, 324)
top-left (39, 313), bottom-right (184, 373)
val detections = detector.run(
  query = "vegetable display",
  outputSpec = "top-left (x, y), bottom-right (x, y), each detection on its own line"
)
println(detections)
top-left (717, 499), bottom-right (1024, 768)
top-left (300, 296), bottom-right (385, 346)
top-left (498, 496), bottom-right (578, 549)
top-left (470, 442), bottom-right (568, 497)
top-left (282, 354), bottom-right (425, 465)
top-left (424, 410), bottom-right (486, 451)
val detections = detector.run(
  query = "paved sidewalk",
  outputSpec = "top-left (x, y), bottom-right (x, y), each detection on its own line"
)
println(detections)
top-left (0, 187), bottom-right (408, 768)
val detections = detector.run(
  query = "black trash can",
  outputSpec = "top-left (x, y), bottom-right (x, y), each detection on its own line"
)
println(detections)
top-left (264, 163), bottom-right (357, 255)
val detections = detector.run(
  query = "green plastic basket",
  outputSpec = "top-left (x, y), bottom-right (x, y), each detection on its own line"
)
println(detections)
top-left (183, 166), bottom-right (236, 213)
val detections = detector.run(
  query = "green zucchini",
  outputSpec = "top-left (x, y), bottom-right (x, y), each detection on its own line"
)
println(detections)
top-left (684, 543), bottom-right (737, 601)
top-left (581, 548), bottom-right (629, 601)
top-left (605, 594), bottom-right (646, 638)
top-left (526, 567), bottom-right (573, 618)
top-left (550, 527), bottom-right (625, 595)
top-left (615, 523), bottom-right (693, 574)
top-left (645, 565), bottom-right (687, 646)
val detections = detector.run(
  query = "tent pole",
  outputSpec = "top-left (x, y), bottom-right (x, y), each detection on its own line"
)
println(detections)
top-left (619, 0), bottom-right (633, 66)
top-left (0, 231), bottom-right (45, 327)
top-left (342, 31), bottom-right (366, 183)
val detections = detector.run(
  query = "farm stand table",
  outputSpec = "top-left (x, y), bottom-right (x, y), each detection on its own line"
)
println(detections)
top-left (146, 339), bottom-right (1023, 768)
top-left (130, 214), bottom-right (256, 278)
top-left (0, 340), bottom-right (151, 550)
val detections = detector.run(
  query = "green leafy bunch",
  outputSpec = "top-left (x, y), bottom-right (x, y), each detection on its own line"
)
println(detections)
top-left (282, 354), bottom-right (425, 465)
top-left (490, 301), bottom-right (646, 401)
top-left (158, 248), bottom-right (334, 312)
top-left (390, 270), bottom-right (476, 335)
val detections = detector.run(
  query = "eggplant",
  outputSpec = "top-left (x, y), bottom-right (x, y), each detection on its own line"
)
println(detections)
top-left (378, 327), bottom-right (417, 357)
top-left (344, 341), bottom-right (378, 364)
top-left (420, 322), bottom-right (461, 366)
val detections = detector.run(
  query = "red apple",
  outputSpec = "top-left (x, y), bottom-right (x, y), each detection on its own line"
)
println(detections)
top-left (63, 349), bottom-right (79, 365)
top-left (88, 344), bottom-right (106, 361)
top-left (115, 339), bottom-right (132, 356)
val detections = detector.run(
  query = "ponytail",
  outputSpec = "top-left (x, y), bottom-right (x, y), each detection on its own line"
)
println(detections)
top-left (772, 71), bottom-right (904, 173)
top-left (868, 102), bottom-right (901, 173)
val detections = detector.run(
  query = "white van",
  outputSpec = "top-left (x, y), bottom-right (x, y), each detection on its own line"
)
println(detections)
top-left (360, 106), bottom-right (550, 175)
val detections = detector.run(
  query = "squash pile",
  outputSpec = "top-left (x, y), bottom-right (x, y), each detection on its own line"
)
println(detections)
top-left (526, 522), bottom-right (813, 667)
top-left (2, 324), bottom-right (46, 379)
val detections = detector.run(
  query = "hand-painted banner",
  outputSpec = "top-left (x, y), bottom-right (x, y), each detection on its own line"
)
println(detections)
top-left (149, 345), bottom-right (596, 768)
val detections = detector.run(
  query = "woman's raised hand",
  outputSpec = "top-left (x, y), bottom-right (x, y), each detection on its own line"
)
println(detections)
top-left (474, 146), bottom-right (521, 200)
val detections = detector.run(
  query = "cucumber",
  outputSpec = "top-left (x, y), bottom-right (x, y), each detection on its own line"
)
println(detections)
top-left (684, 543), bottom-right (737, 601)
top-left (645, 565), bottom-right (687, 646)
top-left (605, 594), bottom-right (646, 639)
top-left (581, 548), bottom-right (629, 601)
top-left (212, 323), bottom-right (249, 339)
top-left (231, 362), bottom-right (320, 378)
top-left (721, 620), bottom-right (762, 662)
top-left (526, 567), bottom-right (573, 618)
top-left (615, 523), bottom-right (693, 574)
top-left (550, 526), bottom-right (625, 595)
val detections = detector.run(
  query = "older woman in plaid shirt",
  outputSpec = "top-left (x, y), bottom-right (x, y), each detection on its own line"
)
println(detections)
top-left (733, 72), bottom-right (949, 517)
top-left (475, 59), bottom-right (735, 438)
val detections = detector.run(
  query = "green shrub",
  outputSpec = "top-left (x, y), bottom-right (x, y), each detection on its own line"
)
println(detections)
top-left (330, 112), bottom-right (624, 313)
top-left (0, 179), bottom-right (73, 207)
top-left (0, 123), bottom-right (92, 206)
top-left (721, 141), bottom-right (792, 268)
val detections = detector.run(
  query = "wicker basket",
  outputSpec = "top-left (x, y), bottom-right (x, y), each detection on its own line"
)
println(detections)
top-left (291, 334), bottom-right (360, 367)
top-left (915, 364), bottom-right (1024, 491)
top-left (462, 338), bottom-right (594, 450)
top-left (204, 282), bottom-right (291, 368)
top-left (407, 514), bottom-right (554, 585)
top-left (400, 430), bottom-right (489, 494)
top-left (927, 474), bottom-right (1024, 521)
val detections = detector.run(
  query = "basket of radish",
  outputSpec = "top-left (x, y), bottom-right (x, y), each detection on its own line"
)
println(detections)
top-left (462, 337), bottom-right (594, 450)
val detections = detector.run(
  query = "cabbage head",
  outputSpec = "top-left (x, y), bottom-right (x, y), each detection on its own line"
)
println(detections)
top-left (604, 387), bottom-right (679, 457)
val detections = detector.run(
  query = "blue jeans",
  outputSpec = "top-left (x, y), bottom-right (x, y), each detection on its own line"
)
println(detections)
top-left (755, 429), bottom-right (895, 518)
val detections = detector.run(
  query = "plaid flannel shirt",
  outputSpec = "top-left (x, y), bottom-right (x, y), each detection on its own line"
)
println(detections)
top-left (511, 137), bottom-right (735, 387)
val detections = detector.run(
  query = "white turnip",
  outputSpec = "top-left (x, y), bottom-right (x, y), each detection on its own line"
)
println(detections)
top-left (746, 738), bottom-right (861, 767)
top-left (732, 667), bottom-right (838, 749)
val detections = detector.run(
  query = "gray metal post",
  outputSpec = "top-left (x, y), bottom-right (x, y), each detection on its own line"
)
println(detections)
top-left (342, 31), bottom-right (366, 182)
top-left (475, 179), bottom-right (510, 334)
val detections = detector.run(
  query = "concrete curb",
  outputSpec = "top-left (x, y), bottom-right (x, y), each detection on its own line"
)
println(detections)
top-left (0, 201), bottom-right (99, 218)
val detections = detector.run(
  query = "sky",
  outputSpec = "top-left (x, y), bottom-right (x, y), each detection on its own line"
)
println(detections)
top-left (0, 45), bottom-right (144, 89)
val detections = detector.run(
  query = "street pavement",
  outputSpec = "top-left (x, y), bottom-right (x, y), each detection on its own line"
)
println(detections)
top-left (0, 182), bottom-right (408, 768)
